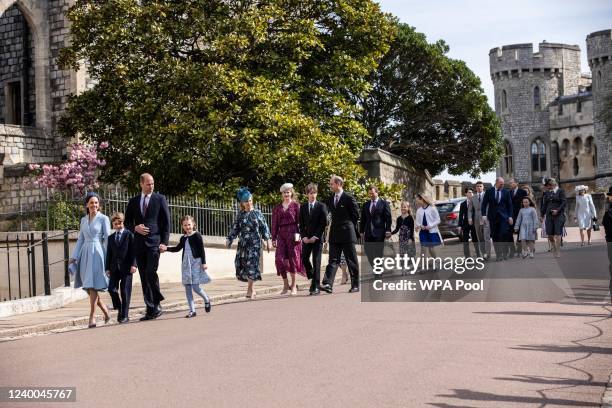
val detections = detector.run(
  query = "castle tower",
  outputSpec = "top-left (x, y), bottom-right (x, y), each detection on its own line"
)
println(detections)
top-left (489, 42), bottom-right (581, 187)
top-left (586, 29), bottom-right (612, 189)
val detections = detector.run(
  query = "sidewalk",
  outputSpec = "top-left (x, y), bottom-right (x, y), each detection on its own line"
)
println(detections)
top-left (0, 272), bottom-right (316, 342)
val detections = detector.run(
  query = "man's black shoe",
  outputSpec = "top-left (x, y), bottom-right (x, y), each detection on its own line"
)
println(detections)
top-left (309, 289), bottom-right (320, 296)
top-left (139, 314), bottom-right (153, 321)
top-left (118, 317), bottom-right (129, 323)
top-left (320, 284), bottom-right (333, 294)
top-left (348, 287), bottom-right (360, 293)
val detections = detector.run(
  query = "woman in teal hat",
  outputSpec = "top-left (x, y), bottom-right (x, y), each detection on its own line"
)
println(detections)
top-left (226, 188), bottom-right (272, 299)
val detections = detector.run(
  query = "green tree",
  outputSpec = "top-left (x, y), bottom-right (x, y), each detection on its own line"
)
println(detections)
top-left (58, 0), bottom-right (395, 198)
top-left (357, 22), bottom-right (502, 178)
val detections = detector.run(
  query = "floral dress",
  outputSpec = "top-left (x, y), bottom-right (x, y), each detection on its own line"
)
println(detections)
top-left (227, 209), bottom-right (272, 282)
top-left (272, 201), bottom-right (305, 277)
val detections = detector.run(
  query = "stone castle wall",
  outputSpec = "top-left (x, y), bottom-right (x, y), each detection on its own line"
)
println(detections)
top-left (587, 29), bottom-right (612, 189)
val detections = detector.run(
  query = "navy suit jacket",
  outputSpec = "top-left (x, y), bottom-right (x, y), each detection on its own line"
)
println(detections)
top-left (124, 193), bottom-right (171, 252)
top-left (106, 230), bottom-right (137, 277)
top-left (359, 199), bottom-right (392, 240)
top-left (481, 187), bottom-right (513, 223)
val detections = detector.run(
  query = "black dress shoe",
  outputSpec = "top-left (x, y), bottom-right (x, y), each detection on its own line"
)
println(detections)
top-left (151, 306), bottom-right (163, 319)
top-left (118, 317), bottom-right (129, 323)
top-left (348, 287), bottom-right (360, 293)
top-left (320, 284), bottom-right (332, 294)
top-left (205, 302), bottom-right (212, 313)
top-left (139, 314), bottom-right (153, 321)
top-left (185, 311), bottom-right (197, 318)
top-left (309, 289), bottom-right (320, 296)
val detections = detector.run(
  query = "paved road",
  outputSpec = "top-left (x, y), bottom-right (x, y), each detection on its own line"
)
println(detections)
top-left (1, 288), bottom-right (611, 407)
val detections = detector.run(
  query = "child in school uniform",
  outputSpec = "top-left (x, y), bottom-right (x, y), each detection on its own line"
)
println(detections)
top-left (106, 212), bottom-right (137, 323)
top-left (514, 197), bottom-right (540, 259)
top-left (166, 215), bottom-right (212, 318)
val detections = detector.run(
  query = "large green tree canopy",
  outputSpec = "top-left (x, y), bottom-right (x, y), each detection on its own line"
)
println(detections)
top-left (358, 22), bottom-right (502, 178)
top-left (59, 0), bottom-right (396, 197)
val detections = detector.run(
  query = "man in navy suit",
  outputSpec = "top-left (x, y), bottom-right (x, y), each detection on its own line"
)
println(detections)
top-left (359, 185), bottom-right (392, 276)
top-left (124, 173), bottom-right (171, 320)
top-left (321, 175), bottom-right (361, 293)
top-left (299, 183), bottom-right (329, 295)
top-left (481, 177), bottom-right (514, 261)
top-left (106, 212), bottom-right (137, 323)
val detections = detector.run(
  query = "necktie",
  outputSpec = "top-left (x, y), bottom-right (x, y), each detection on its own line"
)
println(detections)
top-left (496, 190), bottom-right (500, 203)
top-left (334, 194), bottom-right (339, 207)
top-left (116, 231), bottom-right (121, 243)
top-left (370, 200), bottom-right (376, 213)
top-left (143, 195), bottom-right (149, 215)
top-left (309, 203), bottom-right (313, 214)
top-left (478, 193), bottom-right (481, 203)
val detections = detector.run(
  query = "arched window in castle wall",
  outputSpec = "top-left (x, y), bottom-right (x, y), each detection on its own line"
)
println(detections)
top-left (586, 136), bottom-right (597, 167)
top-left (562, 139), bottom-right (570, 158)
top-left (503, 140), bottom-right (513, 175)
top-left (551, 141), bottom-right (560, 179)
top-left (502, 90), bottom-right (507, 111)
top-left (572, 137), bottom-right (583, 155)
top-left (531, 139), bottom-right (547, 173)
top-left (533, 86), bottom-right (540, 110)
top-left (573, 157), bottom-right (579, 176)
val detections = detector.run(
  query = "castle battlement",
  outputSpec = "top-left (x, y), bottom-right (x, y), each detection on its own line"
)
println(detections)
top-left (586, 29), bottom-right (612, 66)
top-left (490, 41), bottom-right (580, 78)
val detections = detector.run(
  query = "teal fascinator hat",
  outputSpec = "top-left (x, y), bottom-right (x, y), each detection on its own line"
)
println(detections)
top-left (236, 187), bottom-right (252, 203)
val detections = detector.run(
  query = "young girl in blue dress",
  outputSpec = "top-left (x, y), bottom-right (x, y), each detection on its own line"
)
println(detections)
top-left (166, 215), bottom-right (211, 318)
top-left (415, 193), bottom-right (442, 261)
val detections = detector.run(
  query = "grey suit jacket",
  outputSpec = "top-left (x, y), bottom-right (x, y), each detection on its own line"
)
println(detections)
top-left (468, 193), bottom-right (486, 223)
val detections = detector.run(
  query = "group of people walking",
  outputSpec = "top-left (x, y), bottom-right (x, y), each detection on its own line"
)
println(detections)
top-left (458, 176), bottom-right (600, 261)
top-left (68, 171), bottom-right (610, 327)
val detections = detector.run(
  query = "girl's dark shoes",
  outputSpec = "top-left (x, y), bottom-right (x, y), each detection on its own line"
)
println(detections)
top-left (205, 302), bottom-right (212, 313)
top-left (185, 311), bottom-right (197, 318)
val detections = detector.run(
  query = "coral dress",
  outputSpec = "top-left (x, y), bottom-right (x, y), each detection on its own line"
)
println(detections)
top-left (272, 201), bottom-right (305, 277)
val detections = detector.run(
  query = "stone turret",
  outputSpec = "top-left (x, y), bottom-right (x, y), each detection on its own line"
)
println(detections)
top-left (586, 29), bottom-right (612, 188)
top-left (489, 42), bottom-right (582, 186)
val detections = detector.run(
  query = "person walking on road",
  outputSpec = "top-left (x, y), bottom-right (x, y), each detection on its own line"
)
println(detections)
top-left (125, 173), bottom-right (171, 321)
top-left (415, 193), bottom-right (442, 262)
top-left (514, 197), bottom-right (539, 259)
top-left (321, 175), bottom-right (361, 294)
top-left (391, 201), bottom-right (415, 274)
top-left (482, 177), bottom-right (514, 261)
top-left (226, 188), bottom-right (272, 299)
top-left (540, 178), bottom-right (566, 258)
top-left (574, 185), bottom-right (597, 246)
top-left (299, 183), bottom-right (328, 296)
top-left (166, 215), bottom-right (212, 318)
top-left (70, 192), bottom-right (112, 328)
top-left (272, 183), bottom-right (304, 295)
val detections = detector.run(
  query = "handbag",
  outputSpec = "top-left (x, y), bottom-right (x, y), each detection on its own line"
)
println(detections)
top-left (592, 220), bottom-right (600, 231)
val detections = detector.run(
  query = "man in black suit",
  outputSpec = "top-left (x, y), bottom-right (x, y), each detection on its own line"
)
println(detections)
top-left (124, 173), bottom-right (171, 320)
top-left (458, 188), bottom-right (480, 258)
top-left (321, 175), bottom-right (360, 293)
top-left (299, 183), bottom-right (329, 295)
top-left (106, 212), bottom-right (137, 323)
top-left (482, 177), bottom-right (514, 261)
top-left (508, 178), bottom-right (527, 258)
top-left (359, 185), bottom-right (392, 276)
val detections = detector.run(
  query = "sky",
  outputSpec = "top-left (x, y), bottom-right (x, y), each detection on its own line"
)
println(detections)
top-left (376, 0), bottom-right (612, 183)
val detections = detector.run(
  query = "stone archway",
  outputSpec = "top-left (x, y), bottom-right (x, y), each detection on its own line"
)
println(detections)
top-left (0, 0), bottom-right (51, 130)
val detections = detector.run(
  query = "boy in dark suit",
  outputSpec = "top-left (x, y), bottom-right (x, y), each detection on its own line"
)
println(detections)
top-left (299, 183), bottom-right (329, 295)
top-left (106, 212), bottom-right (137, 323)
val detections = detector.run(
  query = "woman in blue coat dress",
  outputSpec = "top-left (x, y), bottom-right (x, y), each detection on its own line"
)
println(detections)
top-left (69, 193), bottom-right (112, 328)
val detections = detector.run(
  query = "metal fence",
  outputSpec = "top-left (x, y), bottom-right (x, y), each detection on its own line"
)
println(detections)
top-left (1, 230), bottom-right (71, 302)
top-left (1, 187), bottom-right (274, 237)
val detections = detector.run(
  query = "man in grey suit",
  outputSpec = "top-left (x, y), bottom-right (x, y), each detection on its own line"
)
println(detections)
top-left (467, 181), bottom-right (491, 259)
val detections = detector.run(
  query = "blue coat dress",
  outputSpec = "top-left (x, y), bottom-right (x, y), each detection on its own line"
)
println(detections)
top-left (71, 212), bottom-right (111, 291)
